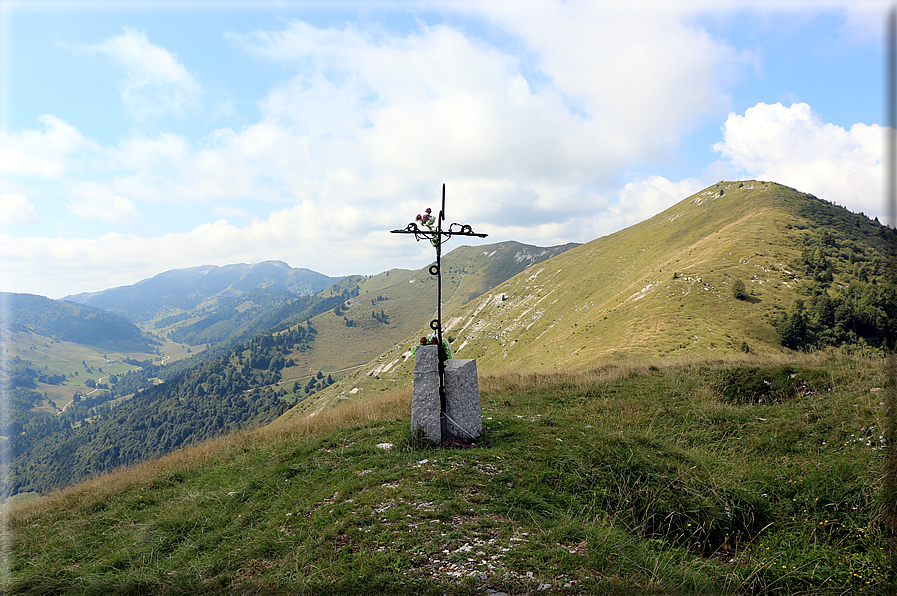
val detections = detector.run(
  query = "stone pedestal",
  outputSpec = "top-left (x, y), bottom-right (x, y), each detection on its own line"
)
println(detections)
top-left (411, 345), bottom-right (441, 443)
top-left (444, 359), bottom-right (482, 441)
top-left (411, 345), bottom-right (482, 443)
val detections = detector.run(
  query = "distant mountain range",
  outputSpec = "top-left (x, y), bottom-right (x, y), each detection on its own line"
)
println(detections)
top-left (63, 260), bottom-right (341, 323)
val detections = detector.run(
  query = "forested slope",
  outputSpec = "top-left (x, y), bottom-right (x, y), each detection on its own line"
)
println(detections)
top-left (6, 324), bottom-right (317, 495)
top-left (1, 293), bottom-right (154, 348)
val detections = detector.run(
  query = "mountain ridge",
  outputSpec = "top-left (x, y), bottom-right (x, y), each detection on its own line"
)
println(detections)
top-left (63, 260), bottom-right (342, 323)
top-left (0, 292), bottom-right (154, 349)
top-left (287, 180), bottom-right (896, 418)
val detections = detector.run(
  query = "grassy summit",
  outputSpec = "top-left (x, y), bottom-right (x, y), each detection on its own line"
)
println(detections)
top-left (8, 353), bottom-right (892, 595)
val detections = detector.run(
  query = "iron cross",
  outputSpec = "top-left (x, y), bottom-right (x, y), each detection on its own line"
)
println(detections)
top-left (391, 184), bottom-right (487, 428)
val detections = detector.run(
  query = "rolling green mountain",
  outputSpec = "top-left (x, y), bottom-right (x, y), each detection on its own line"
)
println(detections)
top-left (0, 292), bottom-right (154, 348)
top-left (280, 241), bottom-right (580, 377)
top-left (143, 240), bottom-right (577, 385)
top-left (62, 261), bottom-right (343, 375)
top-left (289, 181), bottom-right (896, 418)
top-left (64, 260), bottom-right (340, 323)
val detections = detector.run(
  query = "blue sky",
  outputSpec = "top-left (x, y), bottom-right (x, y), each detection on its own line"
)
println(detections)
top-left (0, 0), bottom-right (889, 298)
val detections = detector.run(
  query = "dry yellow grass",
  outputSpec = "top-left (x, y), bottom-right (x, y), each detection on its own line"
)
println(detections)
top-left (12, 386), bottom-right (413, 522)
top-left (479, 351), bottom-right (825, 395)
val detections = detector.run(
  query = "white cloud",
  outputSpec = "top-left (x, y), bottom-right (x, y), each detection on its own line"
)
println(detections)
top-left (609, 176), bottom-right (706, 229)
top-left (212, 206), bottom-right (251, 219)
top-left (66, 181), bottom-right (139, 223)
top-left (89, 27), bottom-right (202, 118)
top-left (0, 115), bottom-right (94, 178)
top-left (90, 10), bottom-right (750, 237)
top-left (232, 11), bottom-right (750, 189)
top-left (0, 4), bottom-right (886, 298)
top-left (451, 0), bottom-right (755, 157)
top-left (714, 102), bottom-right (883, 219)
top-left (0, 193), bottom-right (41, 225)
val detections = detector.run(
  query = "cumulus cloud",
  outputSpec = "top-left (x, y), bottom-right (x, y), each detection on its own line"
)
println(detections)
top-left (714, 102), bottom-right (883, 219)
top-left (453, 0), bottom-right (754, 153)
top-left (0, 193), bottom-right (41, 226)
top-left (67, 182), bottom-right (139, 222)
top-left (232, 11), bottom-right (750, 187)
top-left (100, 10), bottom-right (750, 232)
top-left (0, 115), bottom-right (95, 178)
top-left (0, 4), bottom-right (885, 297)
top-left (89, 27), bottom-right (202, 118)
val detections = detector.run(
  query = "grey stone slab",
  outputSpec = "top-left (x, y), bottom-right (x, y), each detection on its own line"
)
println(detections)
top-left (444, 358), bottom-right (482, 440)
top-left (411, 345), bottom-right (441, 443)
top-left (413, 343), bottom-right (439, 374)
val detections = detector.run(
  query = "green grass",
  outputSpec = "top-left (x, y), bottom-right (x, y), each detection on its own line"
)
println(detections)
top-left (8, 331), bottom-right (204, 413)
top-left (8, 352), bottom-right (893, 595)
top-left (403, 181), bottom-right (881, 372)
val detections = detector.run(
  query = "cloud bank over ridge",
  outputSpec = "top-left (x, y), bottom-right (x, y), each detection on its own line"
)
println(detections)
top-left (0, 1), bottom-right (887, 297)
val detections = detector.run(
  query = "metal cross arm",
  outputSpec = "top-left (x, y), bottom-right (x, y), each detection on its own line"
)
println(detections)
top-left (390, 222), bottom-right (488, 242)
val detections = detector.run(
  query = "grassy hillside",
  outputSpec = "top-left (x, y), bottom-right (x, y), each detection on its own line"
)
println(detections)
top-left (278, 241), bottom-right (578, 378)
top-left (1, 293), bottom-right (155, 348)
top-left (290, 181), bottom-right (896, 418)
top-left (3, 330), bottom-right (197, 414)
top-left (8, 352), bottom-right (892, 595)
top-left (444, 180), bottom-right (891, 369)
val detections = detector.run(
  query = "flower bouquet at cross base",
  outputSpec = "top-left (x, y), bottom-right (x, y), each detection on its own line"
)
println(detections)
top-left (412, 334), bottom-right (452, 361)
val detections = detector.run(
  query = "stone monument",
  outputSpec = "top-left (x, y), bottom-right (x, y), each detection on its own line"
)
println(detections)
top-left (410, 344), bottom-right (441, 442)
top-left (392, 185), bottom-right (487, 444)
top-left (444, 358), bottom-right (482, 440)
